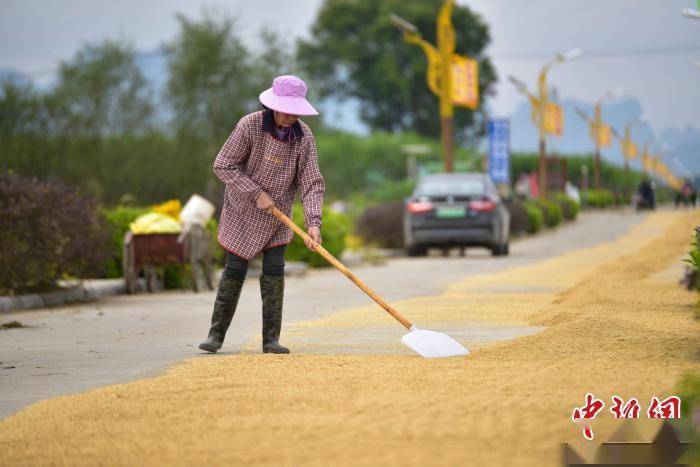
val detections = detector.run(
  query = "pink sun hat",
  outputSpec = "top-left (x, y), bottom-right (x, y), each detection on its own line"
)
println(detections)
top-left (259, 75), bottom-right (319, 116)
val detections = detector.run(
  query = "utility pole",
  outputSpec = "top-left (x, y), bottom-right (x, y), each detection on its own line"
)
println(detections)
top-left (390, 0), bottom-right (479, 173)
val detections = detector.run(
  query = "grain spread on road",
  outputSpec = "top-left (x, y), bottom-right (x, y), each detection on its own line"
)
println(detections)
top-left (1, 211), bottom-right (698, 466)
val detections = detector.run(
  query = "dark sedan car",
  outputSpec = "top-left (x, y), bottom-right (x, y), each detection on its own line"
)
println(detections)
top-left (403, 173), bottom-right (510, 257)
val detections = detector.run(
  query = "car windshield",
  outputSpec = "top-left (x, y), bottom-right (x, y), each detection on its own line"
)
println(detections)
top-left (417, 178), bottom-right (486, 197)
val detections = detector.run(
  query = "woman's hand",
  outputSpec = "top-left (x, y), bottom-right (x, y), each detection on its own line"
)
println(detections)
top-left (305, 227), bottom-right (322, 252)
top-left (256, 191), bottom-right (275, 213)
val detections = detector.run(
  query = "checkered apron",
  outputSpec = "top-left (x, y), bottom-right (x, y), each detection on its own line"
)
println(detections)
top-left (214, 111), bottom-right (325, 260)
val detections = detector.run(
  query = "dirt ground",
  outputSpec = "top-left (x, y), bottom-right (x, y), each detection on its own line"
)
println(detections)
top-left (0, 210), bottom-right (698, 466)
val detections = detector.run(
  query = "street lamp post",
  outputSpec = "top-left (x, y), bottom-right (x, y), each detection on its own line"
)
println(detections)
top-left (391, 1), bottom-right (480, 174)
top-left (390, 1), bottom-right (458, 173)
top-left (616, 118), bottom-right (640, 174)
top-left (592, 88), bottom-right (622, 190)
top-left (612, 118), bottom-right (641, 199)
top-left (576, 88), bottom-right (622, 190)
top-left (508, 49), bottom-right (581, 197)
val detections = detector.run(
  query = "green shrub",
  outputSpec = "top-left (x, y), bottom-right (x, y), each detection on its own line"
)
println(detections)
top-left (549, 193), bottom-right (579, 221)
top-left (0, 173), bottom-right (110, 294)
top-left (523, 201), bottom-right (544, 234)
top-left (370, 178), bottom-right (415, 203)
top-left (674, 372), bottom-right (700, 464)
top-left (286, 203), bottom-right (351, 267)
top-left (510, 153), bottom-right (644, 195)
top-left (582, 189), bottom-right (615, 208)
top-left (532, 198), bottom-right (563, 227)
top-left (683, 236), bottom-right (700, 292)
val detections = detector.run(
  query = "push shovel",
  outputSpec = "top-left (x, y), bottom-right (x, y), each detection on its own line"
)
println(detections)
top-left (270, 207), bottom-right (469, 358)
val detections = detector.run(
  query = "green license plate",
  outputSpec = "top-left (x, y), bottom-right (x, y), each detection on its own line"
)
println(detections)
top-left (436, 207), bottom-right (465, 218)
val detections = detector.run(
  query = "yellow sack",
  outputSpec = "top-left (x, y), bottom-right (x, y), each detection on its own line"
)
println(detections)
top-left (130, 212), bottom-right (182, 234)
top-left (151, 199), bottom-right (182, 221)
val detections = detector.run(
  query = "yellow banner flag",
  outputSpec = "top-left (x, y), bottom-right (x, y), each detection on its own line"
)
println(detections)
top-left (653, 158), bottom-right (666, 176)
top-left (543, 102), bottom-right (563, 136)
top-left (623, 141), bottom-right (638, 159)
top-left (451, 54), bottom-right (479, 109)
top-left (598, 125), bottom-right (612, 147)
top-left (590, 123), bottom-right (612, 147)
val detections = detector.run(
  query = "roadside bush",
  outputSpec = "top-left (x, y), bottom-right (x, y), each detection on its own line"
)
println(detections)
top-left (286, 203), bottom-right (351, 267)
top-left (582, 189), bottom-right (615, 208)
top-left (369, 178), bottom-right (415, 203)
top-left (507, 199), bottom-right (530, 236)
top-left (549, 193), bottom-right (579, 221)
top-left (0, 173), bottom-right (110, 294)
top-left (674, 372), bottom-right (700, 463)
top-left (682, 235), bottom-right (700, 292)
top-left (523, 201), bottom-right (544, 234)
top-left (355, 201), bottom-right (405, 248)
top-left (532, 198), bottom-right (563, 227)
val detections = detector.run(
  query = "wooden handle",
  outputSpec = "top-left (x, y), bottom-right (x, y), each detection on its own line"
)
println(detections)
top-left (270, 206), bottom-right (413, 330)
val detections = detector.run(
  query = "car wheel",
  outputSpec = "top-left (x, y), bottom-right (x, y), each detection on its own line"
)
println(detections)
top-left (407, 244), bottom-right (427, 257)
top-left (491, 242), bottom-right (508, 257)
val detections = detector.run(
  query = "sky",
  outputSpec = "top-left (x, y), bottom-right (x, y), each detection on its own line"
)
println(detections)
top-left (1, 0), bottom-right (699, 134)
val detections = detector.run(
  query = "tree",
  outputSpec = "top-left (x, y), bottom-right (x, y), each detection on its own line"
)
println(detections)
top-left (51, 39), bottom-right (154, 137)
top-left (251, 28), bottom-right (299, 88)
top-left (0, 80), bottom-right (42, 138)
top-left (297, 0), bottom-right (497, 142)
top-left (164, 10), bottom-right (256, 142)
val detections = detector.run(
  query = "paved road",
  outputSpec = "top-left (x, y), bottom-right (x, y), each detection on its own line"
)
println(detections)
top-left (0, 209), bottom-right (647, 418)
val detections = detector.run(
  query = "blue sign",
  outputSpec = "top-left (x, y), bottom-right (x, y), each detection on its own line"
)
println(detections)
top-left (488, 119), bottom-right (510, 185)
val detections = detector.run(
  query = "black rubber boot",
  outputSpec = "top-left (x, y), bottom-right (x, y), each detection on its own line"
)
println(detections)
top-left (199, 275), bottom-right (245, 353)
top-left (260, 275), bottom-right (290, 354)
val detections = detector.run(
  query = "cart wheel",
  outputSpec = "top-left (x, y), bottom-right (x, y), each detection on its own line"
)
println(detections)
top-left (123, 232), bottom-right (137, 294)
top-left (145, 265), bottom-right (165, 292)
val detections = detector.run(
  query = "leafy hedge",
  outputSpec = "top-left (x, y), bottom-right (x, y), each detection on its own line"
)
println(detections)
top-left (0, 173), bottom-right (110, 294)
top-left (286, 203), bottom-right (351, 267)
top-left (582, 189), bottom-right (616, 208)
top-left (531, 198), bottom-right (563, 228)
top-left (523, 201), bottom-right (544, 234)
top-left (674, 372), bottom-right (700, 463)
top-left (510, 153), bottom-right (644, 194)
top-left (549, 193), bottom-right (579, 221)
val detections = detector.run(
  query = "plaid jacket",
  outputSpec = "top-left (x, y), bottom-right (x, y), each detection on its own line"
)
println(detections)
top-left (214, 110), bottom-right (325, 260)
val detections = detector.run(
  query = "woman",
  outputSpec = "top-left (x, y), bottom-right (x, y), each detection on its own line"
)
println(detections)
top-left (199, 75), bottom-right (325, 354)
